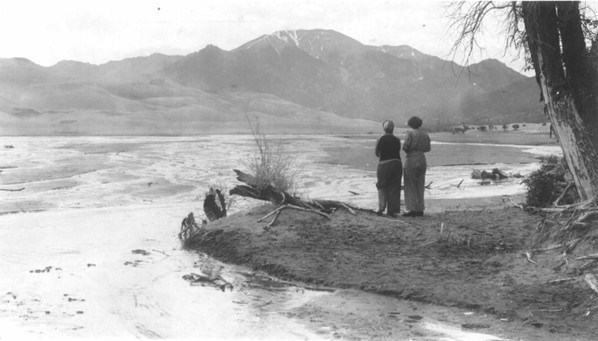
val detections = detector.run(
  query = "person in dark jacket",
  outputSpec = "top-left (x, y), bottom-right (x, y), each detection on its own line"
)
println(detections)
top-left (402, 116), bottom-right (431, 217)
top-left (375, 120), bottom-right (403, 216)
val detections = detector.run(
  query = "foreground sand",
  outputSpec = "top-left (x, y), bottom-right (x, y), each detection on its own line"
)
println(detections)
top-left (186, 201), bottom-right (598, 341)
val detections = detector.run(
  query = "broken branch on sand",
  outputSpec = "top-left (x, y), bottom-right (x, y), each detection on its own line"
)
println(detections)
top-left (280, 204), bottom-right (330, 220)
top-left (524, 251), bottom-right (537, 264)
top-left (340, 203), bottom-right (356, 215)
top-left (553, 182), bottom-right (575, 207)
top-left (579, 260), bottom-right (598, 272)
top-left (506, 197), bottom-right (524, 209)
top-left (259, 204), bottom-right (330, 223)
top-left (264, 209), bottom-right (283, 230)
top-left (545, 277), bottom-right (578, 285)
top-left (584, 274), bottom-right (598, 295)
top-left (575, 254), bottom-right (598, 261)
top-left (152, 249), bottom-right (170, 257)
top-left (532, 244), bottom-right (564, 253)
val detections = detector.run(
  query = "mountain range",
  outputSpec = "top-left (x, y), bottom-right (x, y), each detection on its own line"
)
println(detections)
top-left (0, 29), bottom-right (545, 135)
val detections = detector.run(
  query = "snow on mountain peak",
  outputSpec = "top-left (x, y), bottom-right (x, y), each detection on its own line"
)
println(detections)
top-left (273, 30), bottom-right (301, 46)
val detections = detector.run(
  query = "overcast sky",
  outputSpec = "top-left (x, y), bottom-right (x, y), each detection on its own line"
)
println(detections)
top-left (0, 0), bottom-right (527, 72)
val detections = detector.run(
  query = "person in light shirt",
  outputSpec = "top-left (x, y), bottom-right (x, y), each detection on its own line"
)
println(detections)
top-left (402, 116), bottom-right (431, 217)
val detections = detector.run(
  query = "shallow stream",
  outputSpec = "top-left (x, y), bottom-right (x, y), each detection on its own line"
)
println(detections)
top-left (0, 135), bottom-right (561, 339)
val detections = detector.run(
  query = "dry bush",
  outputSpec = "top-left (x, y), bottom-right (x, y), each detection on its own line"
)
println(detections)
top-left (523, 155), bottom-right (578, 207)
top-left (246, 117), bottom-right (298, 195)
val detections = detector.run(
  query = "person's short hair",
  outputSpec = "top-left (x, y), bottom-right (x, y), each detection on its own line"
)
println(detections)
top-left (407, 116), bottom-right (423, 129)
top-left (382, 120), bottom-right (394, 133)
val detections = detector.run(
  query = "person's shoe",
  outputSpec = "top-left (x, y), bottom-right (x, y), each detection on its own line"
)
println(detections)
top-left (402, 211), bottom-right (415, 217)
top-left (376, 210), bottom-right (384, 216)
top-left (415, 211), bottom-right (424, 217)
top-left (387, 212), bottom-right (397, 218)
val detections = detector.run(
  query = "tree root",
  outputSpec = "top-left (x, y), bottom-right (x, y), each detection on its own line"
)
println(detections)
top-left (179, 212), bottom-right (205, 242)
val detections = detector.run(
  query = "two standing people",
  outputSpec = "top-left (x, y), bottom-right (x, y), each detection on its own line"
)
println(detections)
top-left (375, 116), bottom-right (431, 217)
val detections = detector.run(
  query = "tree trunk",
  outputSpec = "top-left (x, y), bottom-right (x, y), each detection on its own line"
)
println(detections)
top-left (522, 2), bottom-right (598, 201)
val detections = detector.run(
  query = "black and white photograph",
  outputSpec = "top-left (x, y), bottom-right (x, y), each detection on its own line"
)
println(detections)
top-left (1, 0), bottom-right (597, 340)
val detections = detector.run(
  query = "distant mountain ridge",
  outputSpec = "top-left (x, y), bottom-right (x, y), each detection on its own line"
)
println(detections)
top-left (0, 29), bottom-right (544, 135)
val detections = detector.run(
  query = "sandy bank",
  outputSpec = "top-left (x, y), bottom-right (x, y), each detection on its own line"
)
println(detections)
top-left (185, 204), bottom-right (598, 340)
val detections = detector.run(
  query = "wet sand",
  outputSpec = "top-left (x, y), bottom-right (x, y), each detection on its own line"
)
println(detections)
top-left (187, 204), bottom-right (597, 341)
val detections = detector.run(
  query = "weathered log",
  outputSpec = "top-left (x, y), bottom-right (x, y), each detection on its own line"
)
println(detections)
top-left (230, 169), bottom-right (362, 213)
top-left (231, 170), bottom-right (289, 205)
top-left (230, 169), bottom-right (379, 230)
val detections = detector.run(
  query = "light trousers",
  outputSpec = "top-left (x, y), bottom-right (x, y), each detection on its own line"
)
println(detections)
top-left (403, 153), bottom-right (426, 212)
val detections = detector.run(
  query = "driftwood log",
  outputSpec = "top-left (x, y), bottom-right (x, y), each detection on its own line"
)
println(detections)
top-left (230, 169), bottom-right (358, 213)
top-left (228, 169), bottom-right (384, 229)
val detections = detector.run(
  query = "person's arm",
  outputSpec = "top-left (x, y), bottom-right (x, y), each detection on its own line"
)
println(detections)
top-left (402, 131), bottom-right (413, 153)
top-left (424, 133), bottom-right (431, 153)
top-left (375, 137), bottom-right (381, 157)
top-left (397, 137), bottom-right (402, 157)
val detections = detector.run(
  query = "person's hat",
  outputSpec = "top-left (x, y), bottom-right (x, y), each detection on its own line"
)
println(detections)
top-left (382, 120), bottom-right (394, 132)
top-left (407, 116), bottom-right (423, 129)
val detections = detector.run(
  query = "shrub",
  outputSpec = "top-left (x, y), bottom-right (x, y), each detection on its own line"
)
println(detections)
top-left (246, 117), bottom-right (298, 194)
top-left (523, 155), bottom-right (577, 207)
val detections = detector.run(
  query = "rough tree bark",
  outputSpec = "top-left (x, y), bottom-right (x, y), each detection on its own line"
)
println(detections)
top-left (522, 2), bottom-right (598, 201)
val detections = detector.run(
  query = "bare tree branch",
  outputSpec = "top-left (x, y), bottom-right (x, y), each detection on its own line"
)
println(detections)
top-left (447, 1), bottom-right (527, 71)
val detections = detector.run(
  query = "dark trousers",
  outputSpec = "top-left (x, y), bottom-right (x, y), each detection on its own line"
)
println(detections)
top-left (376, 159), bottom-right (402, 214)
